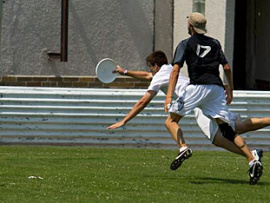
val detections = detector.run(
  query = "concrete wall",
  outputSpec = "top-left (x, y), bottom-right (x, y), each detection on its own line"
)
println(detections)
top-left (173, 0), bottom-right (192, 77)
top-left (154, 0), bottom-right (173, 62)
top-left (206, 0), bottom-right (235, 83)
top-left (0, 0), bottom-right (157, 76)
top-left (0, 0), bottom-right (235, 81)
top-left (0, 0), bottom-right (2, 47)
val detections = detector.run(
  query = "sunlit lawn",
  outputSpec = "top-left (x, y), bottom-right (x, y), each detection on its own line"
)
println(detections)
top-left (0, 146), bottom-right (269, 202)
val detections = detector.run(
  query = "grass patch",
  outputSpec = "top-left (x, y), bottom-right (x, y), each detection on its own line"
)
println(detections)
top-left (0, 146), bottom-right (269, 202)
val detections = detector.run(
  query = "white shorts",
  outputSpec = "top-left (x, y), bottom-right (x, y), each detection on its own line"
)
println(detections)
top-left (194, 108), bottom-right (240, 142)
top-left (170, 84), bottom-right (230, 123)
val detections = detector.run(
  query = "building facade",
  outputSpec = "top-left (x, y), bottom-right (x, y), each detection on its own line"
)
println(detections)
top-left (0, 0), bottom-right (269, 90)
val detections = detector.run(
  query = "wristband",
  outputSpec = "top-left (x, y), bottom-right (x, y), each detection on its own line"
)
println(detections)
top-left (123, 70), bottom-right (128, 75)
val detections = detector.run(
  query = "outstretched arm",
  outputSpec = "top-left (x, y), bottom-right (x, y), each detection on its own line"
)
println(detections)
top-left (107, 90), bottom-right (157, 129)
top-left (113, 65), bottom-right (153, 81)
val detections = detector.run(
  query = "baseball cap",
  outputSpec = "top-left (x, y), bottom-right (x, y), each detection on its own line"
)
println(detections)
top-left (188, 12), bottom-right (207, 34)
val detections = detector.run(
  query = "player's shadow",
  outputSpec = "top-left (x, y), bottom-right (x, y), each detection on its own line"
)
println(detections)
top-left (189, 176), bottom-right (269, 185)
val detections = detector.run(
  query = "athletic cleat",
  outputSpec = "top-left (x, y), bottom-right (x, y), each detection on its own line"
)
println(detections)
top-left (170, 148), bottom-right (192, 170)
top-left (252, 149), bottom-right (263, 163)
top-left (249, 160), bottom-right (263, 185)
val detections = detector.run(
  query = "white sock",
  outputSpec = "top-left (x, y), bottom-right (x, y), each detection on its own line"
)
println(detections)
top-left (251, 150), bottom-right (259, 161)
top-left (249, 159), bottom-right (256, 168)
top-left (179, 146), bottom-right (187, 152)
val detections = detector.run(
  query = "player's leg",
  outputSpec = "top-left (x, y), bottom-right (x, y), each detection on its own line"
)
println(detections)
top-left (166, 85), bottom-right (210, 170)
top-left (165, 113), bottom-right (186, 148)
top-left (213, 130), bottom-right (263, 161)
top-left (213, 129), bottom-right (245, 156)
top-left (217, 120), bottom-right (263, 185)
top-left (234, 134), bottom-right (254, 162)
top-left (194, 105), bottom-right (263, 161)
top-left (199, 85), bottom-right (256, 162)
top-left (217, 120), bottom-right (254, 162)
top-left (165, 85), bottom-right (205, 170)
top-left (235, 117), bottom-right (270, 134)
top-left (165, 113), bottom-right (192, 170)
top-left (203, 84), bottom-right (263, 185)
top-left (194, 108), bottom-right (246, 156)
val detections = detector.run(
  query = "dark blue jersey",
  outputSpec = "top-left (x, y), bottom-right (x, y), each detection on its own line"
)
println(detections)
top-left (172, 34), bottom-right (228, 87)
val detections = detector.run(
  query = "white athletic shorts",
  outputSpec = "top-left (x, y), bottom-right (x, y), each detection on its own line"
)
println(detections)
top-left (170, 84), bottom-right (230, 122)
top-left (169, 84), bottom-right (232, 142)
top-left (194, 108), bottom-right (241, 142)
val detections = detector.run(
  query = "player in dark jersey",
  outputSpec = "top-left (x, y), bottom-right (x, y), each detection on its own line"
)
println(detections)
top-left (164, 12), bottom-right (263, 185)
top-left (172, 35), bottom-right (227, 87)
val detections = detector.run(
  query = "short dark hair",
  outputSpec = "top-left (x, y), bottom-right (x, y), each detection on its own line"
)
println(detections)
top-left (146, 51), bottom-right (168, 67)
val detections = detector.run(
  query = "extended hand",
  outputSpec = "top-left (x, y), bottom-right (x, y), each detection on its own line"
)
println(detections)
top-left (107, 120), bottom-right (125, 130)
top-left (225, 88), bottom-right (233, 105)
top-left (112, 65), bottom-right (126, 75)
top-left (164, 97), bottom-right (172, 113)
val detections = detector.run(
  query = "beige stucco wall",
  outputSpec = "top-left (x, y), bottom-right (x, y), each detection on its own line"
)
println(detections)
top-left (173, 0), bottom-right (235, 82)
top-left (0, 0), bottom-right (2, 47)
top-left (0, 0), bottom-right (235, 80)
top-left (0, 0), bottom-right (154, 76)
top-left (173, 0), bottom-right (192, 77)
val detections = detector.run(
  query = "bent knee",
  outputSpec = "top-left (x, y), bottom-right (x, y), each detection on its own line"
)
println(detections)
top-left (165, 113), bottom-right (182, 129)
top-left (235, 135), bottom-right (246, 148)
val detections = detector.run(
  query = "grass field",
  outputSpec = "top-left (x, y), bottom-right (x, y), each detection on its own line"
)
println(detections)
top-left (0, 146), bottom-right (269, 203)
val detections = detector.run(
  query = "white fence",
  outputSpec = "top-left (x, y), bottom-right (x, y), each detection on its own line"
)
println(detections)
top-left (0, 86), bottom-right (270, 151)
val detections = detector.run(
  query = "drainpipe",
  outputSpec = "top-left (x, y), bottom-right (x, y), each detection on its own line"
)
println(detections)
top-left (48, 0), bottom-right (69, 62)
top-left (60, 0), bottom-right (68, 61)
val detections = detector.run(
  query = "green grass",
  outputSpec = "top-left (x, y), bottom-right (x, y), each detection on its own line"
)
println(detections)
top-left (0, 146), bottom-right (269, 203)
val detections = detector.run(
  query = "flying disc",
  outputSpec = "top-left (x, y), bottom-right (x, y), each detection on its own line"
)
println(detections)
top-left (96, 58), bottom-right (117, 84)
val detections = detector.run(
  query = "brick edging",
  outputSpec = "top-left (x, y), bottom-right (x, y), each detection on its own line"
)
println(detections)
top-left (0, 75), bottom-right (150, 89)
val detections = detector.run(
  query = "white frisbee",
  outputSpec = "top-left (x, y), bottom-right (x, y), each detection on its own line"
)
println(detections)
top-left (96, 58), bottom-right (117, 84)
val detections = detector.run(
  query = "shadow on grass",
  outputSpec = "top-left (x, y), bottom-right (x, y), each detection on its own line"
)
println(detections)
top-left (189, 176), bottom-right (269, 185)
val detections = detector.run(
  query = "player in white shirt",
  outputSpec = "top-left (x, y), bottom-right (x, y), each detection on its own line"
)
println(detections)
top-left (107, 51), bottom-right (266, 178)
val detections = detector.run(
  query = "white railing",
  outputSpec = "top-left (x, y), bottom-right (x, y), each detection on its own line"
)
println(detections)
top-left (0, 86), bottom-right (270, 151)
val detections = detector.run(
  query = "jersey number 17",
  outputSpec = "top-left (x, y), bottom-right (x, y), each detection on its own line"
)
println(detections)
top-left (196, 45), bottom-right (211, 58)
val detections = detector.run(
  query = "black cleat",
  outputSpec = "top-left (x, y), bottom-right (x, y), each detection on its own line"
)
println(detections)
top-left (249, 161), bottom-right (263, 185)
top-left (170, 148), bottom-right (192, 170)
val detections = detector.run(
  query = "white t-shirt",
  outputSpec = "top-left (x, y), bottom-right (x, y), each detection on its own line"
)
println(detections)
top-left (147, 64), bottom-right (189, 98)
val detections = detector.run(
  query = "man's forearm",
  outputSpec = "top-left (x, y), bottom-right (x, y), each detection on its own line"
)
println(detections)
top-left (167, 64), bottom-right (180, 98)
top-left (126, 70), bottom-right (152, 81)
top-left (223, 64), bottom-right (233, 90)
top-left (115, 65), bottom-right (152, 81)
top-left (122, 91), bottom-right (156, 124)
top-left (122, 100), bottom-right (148, 124)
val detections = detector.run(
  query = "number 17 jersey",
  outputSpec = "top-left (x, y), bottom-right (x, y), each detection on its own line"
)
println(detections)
top-left (172, 33), bottom-right (228, 87)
